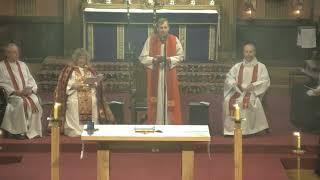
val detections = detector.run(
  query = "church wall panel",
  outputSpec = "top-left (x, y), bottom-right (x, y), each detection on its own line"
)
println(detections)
top-left (94, 24), bottom-right (117, 61)
top-left (36, 0), bottom-right (63, 16)
top-left (124, 25), bottom-right (148, 60)
top-left (236, 19), bottom-right (313, 64)
top-left (186, 25), bottom-right (209, 61)
top-left (0, 17), bottom-right (64, 62)
top-left (0, 0), bottom-right (16, 16)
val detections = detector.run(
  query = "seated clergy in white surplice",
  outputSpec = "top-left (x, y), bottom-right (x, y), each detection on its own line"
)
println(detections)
top-left (223, 42), bottom-right (270, 135)
top-left (0, 43), bottom-right (42, 139)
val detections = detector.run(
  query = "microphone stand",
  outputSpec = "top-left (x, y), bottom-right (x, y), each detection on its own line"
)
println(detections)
top-left (125, 0), bottom-right (136, 124)
top-left (161, 38), bottom-right (167, 125)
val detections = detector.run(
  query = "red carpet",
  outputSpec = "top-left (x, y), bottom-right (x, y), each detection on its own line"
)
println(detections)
top-left (0, 133), bottom-right (318, 180)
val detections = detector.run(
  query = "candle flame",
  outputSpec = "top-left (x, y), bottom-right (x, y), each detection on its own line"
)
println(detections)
top-left (293, 131), bottom-right (300, 137)
top-left (54, 102), bottom-right (61, 107)
top-left (245, 9), bottom-right (252, 15)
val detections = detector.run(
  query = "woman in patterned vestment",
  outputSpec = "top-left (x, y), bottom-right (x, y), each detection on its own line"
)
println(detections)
top-left (54, 48), bottom-right (114, 137)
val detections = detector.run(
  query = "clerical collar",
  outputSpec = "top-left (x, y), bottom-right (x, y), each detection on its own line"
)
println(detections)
top-left (5, 58), bottom-right (18, 63)
top-left (243, 58), bottom-right (258, 66)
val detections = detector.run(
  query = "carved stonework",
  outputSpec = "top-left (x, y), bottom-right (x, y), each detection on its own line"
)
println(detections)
top-left (208, 25), bottom-right (216, 61)
top-left (87, 24), bottom-right (95, 59)
top-left (117, 25), bottom-right (125, 60)
top-left (265, 0), bottom-right (289, 19)
top-left (16, 0), bottom-right (36, 16)
top-left (178, 25), bottom-right (186, 57)
top-left (37, 59), bottom-right (231, 95)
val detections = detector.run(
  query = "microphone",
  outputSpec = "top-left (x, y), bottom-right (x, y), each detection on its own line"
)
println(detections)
top-left (159, 34), bottom-right (167, 44)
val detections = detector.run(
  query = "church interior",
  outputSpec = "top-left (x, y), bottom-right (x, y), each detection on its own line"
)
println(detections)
top-left (0, 0), bottom-right (320, 180)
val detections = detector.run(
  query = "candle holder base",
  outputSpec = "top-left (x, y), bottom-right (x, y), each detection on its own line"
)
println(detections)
top-left (292, 149), bottom-right (305, 155)
top-left (231, 117), bottom-right (246, 123)
top-left (47, 117), bottom-right (61, 128)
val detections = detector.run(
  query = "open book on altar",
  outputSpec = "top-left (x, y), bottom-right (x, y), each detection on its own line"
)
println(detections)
top-left (83, 74), bottom-right (104, 84)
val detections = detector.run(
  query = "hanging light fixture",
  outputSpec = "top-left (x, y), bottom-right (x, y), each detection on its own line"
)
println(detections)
top-left (292, 0), bottom-right (304, 17)
top-left (243, 0), bottom-right (256, 18)
top-left (209, 0), bottom-right (215, 6)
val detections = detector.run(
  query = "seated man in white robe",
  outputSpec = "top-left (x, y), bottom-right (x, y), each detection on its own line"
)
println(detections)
top-left (0, 43), bottom-right (42, 139)
top-left (223, 42), bottom-right (270, 135)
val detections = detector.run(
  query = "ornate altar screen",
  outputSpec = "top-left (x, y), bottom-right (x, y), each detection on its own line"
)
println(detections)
top-left (83, 8), bottom-right (220, 61)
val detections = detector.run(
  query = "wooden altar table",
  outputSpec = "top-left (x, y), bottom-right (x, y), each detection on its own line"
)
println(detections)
top-left (81, 125), bottom-right (211, 180)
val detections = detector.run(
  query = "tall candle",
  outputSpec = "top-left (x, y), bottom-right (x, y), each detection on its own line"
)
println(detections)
top-left (234, 104), bottom-right (240, 121)
top-left (53, 102), bottom-right (61, 120)
top-left (293, 132), bottom-right (301, 149)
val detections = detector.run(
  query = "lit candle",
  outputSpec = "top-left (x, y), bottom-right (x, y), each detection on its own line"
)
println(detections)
top-left (293, 132), bottom-right (301, 149)
top-left (53, 102), bottom-right (61, 120)
top-left (234, 104), bottom-right (240, 121)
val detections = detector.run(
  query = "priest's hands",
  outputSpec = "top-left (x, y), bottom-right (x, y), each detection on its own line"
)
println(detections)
top-left (22, 87), bottom-right (33, 96)
top-left (71, 83), bottom-right (81, 90)
top-left (14, 87), bottom-right (33, 97)
top-left (243, 84), bottom-right (254, 92)
top-left (153, 55), bottom-right (170, 64)
top-left (71, 83), bottom-right (86, 90)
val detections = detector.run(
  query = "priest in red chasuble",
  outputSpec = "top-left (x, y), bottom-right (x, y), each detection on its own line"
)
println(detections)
top-left (223, 42), bottom-right (270, 135)
top-left (0, 43), bottom-right (42, 139)
top-left (54, 48), bottom-right (114, 137)
top-left (139, 18), bottom-right (184, 125)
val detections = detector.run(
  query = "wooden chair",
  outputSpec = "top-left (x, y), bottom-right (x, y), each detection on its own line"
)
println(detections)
top-left (0, 87), bottom-right (7, 137)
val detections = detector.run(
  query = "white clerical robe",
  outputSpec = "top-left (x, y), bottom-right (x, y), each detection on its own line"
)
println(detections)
top-left (0, 60), bottom-right (42, 139)
top-left (64, 67), bottom-right (98, 137)
top-left (223, 58), bottom-right (270, 135)
top-left (139, 36), bottom-right (184, 124)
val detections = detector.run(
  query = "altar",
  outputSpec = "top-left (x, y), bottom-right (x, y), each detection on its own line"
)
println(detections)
top-left (81, 125), bottom-right (211, 180)
top-left (83, 8), bottom-right (220, 61)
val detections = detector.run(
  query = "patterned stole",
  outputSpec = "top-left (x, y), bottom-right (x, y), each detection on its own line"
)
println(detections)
top-left (4, 60), bottom-right (38, 118)
top-left (74, 67), bottom-right (93, 122)
top-left (229, 63), bottom-right (258, 116)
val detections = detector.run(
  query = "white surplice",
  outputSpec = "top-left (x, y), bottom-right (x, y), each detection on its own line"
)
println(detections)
top-left (223, 58), bottom-right (270, 135)
top-left (0, 60), bottom-right (42, 139)
top-left (64, 67), bottom-right (98, 137)
top-left (139, 36), bottom-right (184, 124)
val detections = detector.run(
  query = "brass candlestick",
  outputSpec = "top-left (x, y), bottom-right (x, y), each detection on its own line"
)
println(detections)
top-left (292, 132), bottom-right (304, 180)
top-left (292, 132), bottom-right (305, 154)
